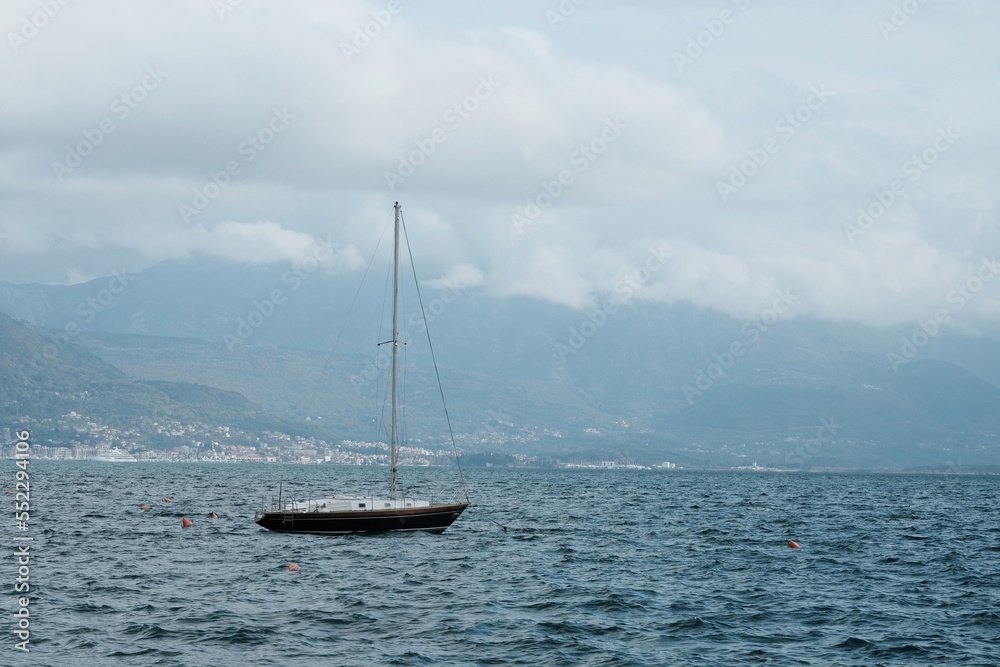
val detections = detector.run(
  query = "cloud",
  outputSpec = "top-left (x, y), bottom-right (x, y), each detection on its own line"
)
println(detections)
top-left (192, 221), bottom-right (323, 264)
top-left (424, 263), bottom-right (484, 290)
top-left (105, 220), bottom-right (364, 271)
top-left (503, 243), bottom-right (594, 310)
top-left (0, 0), bottom-right (997, 330)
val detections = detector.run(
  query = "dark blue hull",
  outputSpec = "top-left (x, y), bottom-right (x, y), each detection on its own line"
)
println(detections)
top-left (255, 502), bottom-right (468, 535)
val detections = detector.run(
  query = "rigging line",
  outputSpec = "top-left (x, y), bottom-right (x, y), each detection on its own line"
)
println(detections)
top-left (483, 513), bottom-right (509, 533)
top-left (373, 345), bottom-right (386, 444)
top-left (399, 210), bottom-right (472, 506)
top-left (373, 242), bottom-right (395, 445)
top-left (400, 333), bottom-right (407, 453)
top-left (301, 208), bottom-right (395, 430)
top-left (375, 335), bottom-right (393, 445)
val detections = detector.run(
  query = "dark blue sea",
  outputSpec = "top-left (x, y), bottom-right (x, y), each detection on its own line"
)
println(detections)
top-left (8, 462), bottom-right (1000, 666)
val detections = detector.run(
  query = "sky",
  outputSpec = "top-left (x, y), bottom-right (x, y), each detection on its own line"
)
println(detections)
top-left (1, 0), bottom-right (998, 329)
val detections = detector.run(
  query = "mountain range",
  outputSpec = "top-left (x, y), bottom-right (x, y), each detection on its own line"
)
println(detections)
top-left (3, 256), bottom-right (1000, 469)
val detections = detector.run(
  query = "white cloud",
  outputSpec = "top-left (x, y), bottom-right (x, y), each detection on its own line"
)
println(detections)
top-left (193, 222), bottom-right (323, 264)
top-left (424, 263), bottom-right (484, 290)
top-left (0, 0), bottom-right (997, 329)
top-left (104, 220), bottom-right (363, 271)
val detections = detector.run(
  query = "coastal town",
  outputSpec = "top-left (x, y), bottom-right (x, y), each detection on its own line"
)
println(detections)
top-left (1, 413), bottom-right (680, 469)
top-left (2, 413), bottom-right (460, 465)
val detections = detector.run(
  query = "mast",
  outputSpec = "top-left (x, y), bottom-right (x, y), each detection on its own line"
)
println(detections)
top-left (389, 201), bottom-right (401, 501)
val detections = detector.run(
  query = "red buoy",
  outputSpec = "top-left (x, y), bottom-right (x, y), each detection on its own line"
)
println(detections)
top-left (182, 517), bottom-right (193, 528)
top-left (788, 540), bottom-right (800, 549)
top-left (288, 563), bottom-right (300, 572)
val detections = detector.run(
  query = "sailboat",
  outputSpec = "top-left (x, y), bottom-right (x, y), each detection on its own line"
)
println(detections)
top-left (254, 202), bottom-right (469, 534)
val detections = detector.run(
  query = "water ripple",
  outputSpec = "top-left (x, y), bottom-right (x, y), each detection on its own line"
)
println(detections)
top-left (18, 463), bottom-right (1000, 666)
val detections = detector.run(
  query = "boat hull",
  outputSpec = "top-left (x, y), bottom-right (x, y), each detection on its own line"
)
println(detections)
top-left (255, 502), bottom-right (468, 535)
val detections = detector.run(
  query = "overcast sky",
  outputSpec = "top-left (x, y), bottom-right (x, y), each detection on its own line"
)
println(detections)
top-left (1, 0), bottom-right (997, 328)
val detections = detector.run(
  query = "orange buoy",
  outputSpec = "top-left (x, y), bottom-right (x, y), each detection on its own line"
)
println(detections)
top-left (182, 517), bottom-right (193, 528)
top-left (139, 504), bottom-right (151, 510)
top-left (788, 540), bottom-right (800, 549)
top-left (209, 512), bottom-right (218, 519)
top-left (163, 497), bottom-right (172, 503)
top-left (288, 563), bottom-right (300, 572)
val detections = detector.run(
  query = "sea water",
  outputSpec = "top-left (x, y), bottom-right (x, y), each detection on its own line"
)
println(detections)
top-left (8, 462), bottom-right (1000, 666)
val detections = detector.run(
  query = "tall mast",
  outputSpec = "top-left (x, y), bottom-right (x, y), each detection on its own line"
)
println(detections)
top-left (389, 201), bottom-right (401, 501)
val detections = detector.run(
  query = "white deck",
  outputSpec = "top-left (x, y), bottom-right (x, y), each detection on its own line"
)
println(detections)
top-left (283, 495), bottom-right (432, 513)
